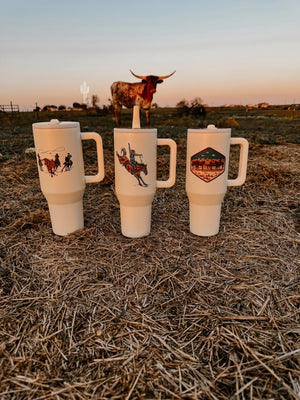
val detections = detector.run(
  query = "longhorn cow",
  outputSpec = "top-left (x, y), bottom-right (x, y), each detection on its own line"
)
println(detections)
top-left (110, 70), bottom-right (175, 126)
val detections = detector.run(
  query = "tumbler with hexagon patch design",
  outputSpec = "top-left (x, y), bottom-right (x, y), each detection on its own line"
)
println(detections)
top-left (185, 124), bottom-right (249, 236)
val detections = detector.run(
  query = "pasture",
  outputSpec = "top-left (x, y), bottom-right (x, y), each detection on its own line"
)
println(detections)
top-left (0, 107), bottom-right (299, 399)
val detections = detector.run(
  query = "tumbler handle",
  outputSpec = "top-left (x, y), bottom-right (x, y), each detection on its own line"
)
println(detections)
top-left (156, 138), bottom-right (177, 188)
top-left (227, 137), bottom-right (249, 187)
top-left (81, 132), bottom-right (105, 184)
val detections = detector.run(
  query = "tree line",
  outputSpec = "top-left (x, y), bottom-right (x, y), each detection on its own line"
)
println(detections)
top-left (33, 96), bottom-right (207, 116)
top-left (33, 95), bottom-right (113, 113)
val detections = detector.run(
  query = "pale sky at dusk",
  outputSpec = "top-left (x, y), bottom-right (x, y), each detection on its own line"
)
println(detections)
top-left (1, 0), bottom-right (299, 110)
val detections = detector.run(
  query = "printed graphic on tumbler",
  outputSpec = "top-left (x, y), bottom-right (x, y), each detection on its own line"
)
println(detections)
top-left (116, 143), bottom-right (148, 187)
top-left (37, 148), bottom-right (73, 177)
top-left (191, 147), bottom-right (225, 182)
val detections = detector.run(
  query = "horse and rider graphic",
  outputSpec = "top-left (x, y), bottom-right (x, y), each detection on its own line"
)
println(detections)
top-left (38, 150), bottom-right (73, 177)
top-left (61, 153), bottom-right (73, 172)
top-left (116, 143), bottom-right (148, 187)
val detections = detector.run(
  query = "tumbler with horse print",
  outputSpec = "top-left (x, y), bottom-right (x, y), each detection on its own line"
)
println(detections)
top-left (186, 124), bottom-right (249, 236)
top-left (114, 106), bottom-right (177, 238)
top-left (32, 119), bottom-right (105, 236)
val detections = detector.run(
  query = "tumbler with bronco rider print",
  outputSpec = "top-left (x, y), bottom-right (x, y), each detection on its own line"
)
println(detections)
top-left (32, 119), bottom-right (104, 236)
top-left (186, 124), bottom-right (249, 236)
top-left (114, 106), bottom-right (177, 238)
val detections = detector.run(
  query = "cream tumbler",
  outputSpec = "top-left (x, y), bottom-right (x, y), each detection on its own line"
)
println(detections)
top-left (186, 124), bottom-right (249, 236)
top-left (32, 119), bottom-right (105, 236)
top-left (114, 128), bottom-right (177, 238)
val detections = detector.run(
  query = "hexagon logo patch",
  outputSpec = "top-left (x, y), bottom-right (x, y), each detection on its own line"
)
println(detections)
top-left (191, 147), bottom-right (226, 182)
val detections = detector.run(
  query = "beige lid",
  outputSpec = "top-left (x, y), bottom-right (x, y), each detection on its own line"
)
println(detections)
top-left (32, 119), bottom-right (79, 129)
top-left (188, 124), bottom-right (231, 134)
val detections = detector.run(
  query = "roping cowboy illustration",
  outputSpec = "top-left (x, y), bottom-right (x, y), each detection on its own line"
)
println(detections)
top-left (61, 152), bottom-right (73, 172)
top-left (37, 149), bottom-right (74, 176)
top-left (38, 154), bottom-right (43, 171)
top-left (54, 153), bottom-right (61, 171)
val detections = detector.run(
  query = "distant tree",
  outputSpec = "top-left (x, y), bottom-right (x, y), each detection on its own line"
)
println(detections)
top-left (190, 97), bottom-right (206, 118)
top-left (190, 97), bottom-right (203, 108)
top-left (33, 102), bottom-right (40, 112)
top-left (176, 99), bottom-right (189, 109)
top-left (73, 102), bottom-right (87, 110)
top-left (152, 102), bottom-right (158, 109)
top-left (176, 98), bottom-right (206, 118)
top-left (58, 105), bottom-right (66, 111)
top-left (41, 105), bottom-right (57, 111)
top-left (176, 99), bottom-right (190, 116)
top-left (105, 98), bottom-right (113, 113)
top-left (92, 95), bottom-right (99, 108)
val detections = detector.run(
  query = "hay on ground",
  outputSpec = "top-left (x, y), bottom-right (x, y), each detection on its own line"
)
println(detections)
top-left (0, 112), bottom-right (299, 399)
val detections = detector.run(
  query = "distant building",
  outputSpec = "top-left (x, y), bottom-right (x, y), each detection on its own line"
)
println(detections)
top-left (246, 104), bottom-right (258, 110)
top-left (246, 103), bottom-right (269, 109)
top-left (258, 102), bottom-right (269, 108)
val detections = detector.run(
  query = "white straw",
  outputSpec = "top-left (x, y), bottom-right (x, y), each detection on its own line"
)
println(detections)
top-left (132, 105), bottom-right (141, 128)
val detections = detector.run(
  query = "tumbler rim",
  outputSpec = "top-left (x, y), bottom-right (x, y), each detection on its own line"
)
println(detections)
top-left (188, 124), bottom-right (230, 134)
top-left (114, 128), bottom-right (157, 134)
top-left (32, 120), bottom-right (79, 129)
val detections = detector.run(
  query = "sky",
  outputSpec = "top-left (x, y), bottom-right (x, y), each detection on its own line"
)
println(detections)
top-left (1, 0), bottom-right (300, 110)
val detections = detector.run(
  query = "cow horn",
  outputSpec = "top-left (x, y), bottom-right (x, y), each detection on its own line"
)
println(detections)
top-left (130, 70), bottom-right (147, 80)
top-left (158, 71), bottom-right (176, 80)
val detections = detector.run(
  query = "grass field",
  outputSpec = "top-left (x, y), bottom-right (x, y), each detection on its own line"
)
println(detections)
top-left (1, 107), bottom-right (300, 399)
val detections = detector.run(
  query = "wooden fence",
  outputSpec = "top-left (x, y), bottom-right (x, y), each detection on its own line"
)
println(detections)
top-left (0, 102), bottom-right (19, 112)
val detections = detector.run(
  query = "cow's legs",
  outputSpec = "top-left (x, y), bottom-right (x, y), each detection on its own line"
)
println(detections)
top-left (113, 104), bottom-right (122, 126)
top-left (145, 109), bottom-right (150, 126)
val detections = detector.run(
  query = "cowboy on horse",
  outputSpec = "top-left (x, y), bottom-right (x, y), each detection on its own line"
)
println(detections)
top-left (116, 145), bottom-right (148, 187)
top-left (54, 153), bottom-right (61, 171)
top-left (61, 152), bottom-right (73, 172)
top-left (128, 143), bottom-right (143, 174)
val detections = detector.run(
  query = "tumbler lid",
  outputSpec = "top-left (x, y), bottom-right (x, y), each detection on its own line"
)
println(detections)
top-left (32, 120), bottom-right (79, 129)
top-left (188, 124), bottom-right (230, 134)
top-left (205, 124), bottom-right (230, 133)
top-left (114, 128), bottom-right (157, 134)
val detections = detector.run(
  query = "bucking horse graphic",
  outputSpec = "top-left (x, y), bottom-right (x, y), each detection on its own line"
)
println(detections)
top-left (116, 144), bottom-right (148, 187)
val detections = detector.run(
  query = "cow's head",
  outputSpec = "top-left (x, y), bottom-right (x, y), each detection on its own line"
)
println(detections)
top-left (130, 70), bottom-right (175, 94)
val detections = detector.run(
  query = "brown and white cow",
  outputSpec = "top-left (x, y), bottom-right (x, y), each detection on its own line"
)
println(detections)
top-left (111, 70), bottom-right (175, 126)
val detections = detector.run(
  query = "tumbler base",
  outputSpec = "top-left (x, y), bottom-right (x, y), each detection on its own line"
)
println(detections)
top-left (120, 205), bottom-right (152, 238)
top-left (48, 201), bottom-right (84, 236)
top-left (189, 203), bottom-right (222, 237)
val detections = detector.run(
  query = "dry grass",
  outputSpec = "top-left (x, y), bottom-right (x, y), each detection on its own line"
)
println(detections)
top-left (0, 109), bottom-right (299, 399)
top-left (217, 118), bottom-right (239, 128)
